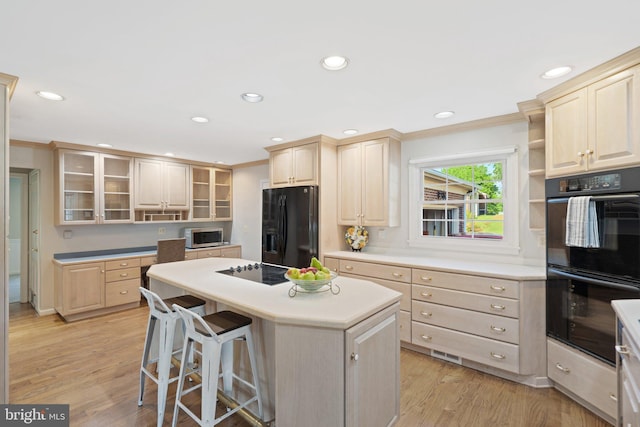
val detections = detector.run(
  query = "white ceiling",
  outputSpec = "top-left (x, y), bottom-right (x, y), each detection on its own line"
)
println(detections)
top-left (2, 1), bottom-right (640, 165)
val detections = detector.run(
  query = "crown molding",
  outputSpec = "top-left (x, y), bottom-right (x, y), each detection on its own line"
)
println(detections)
top-left (0, 73), bottom-right (18, 99)
top-left (403, 113), bottom-right (525, 141)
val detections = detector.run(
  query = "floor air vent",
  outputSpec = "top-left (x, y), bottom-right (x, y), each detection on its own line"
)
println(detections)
top-left (430, 349), bottom-right (462, 365)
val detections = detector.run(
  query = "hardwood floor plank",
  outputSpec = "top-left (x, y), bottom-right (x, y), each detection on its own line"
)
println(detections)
top-left (9, 303), bottom-right (611, 426)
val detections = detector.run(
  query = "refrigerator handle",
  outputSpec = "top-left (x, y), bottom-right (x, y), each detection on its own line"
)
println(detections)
top-left (281, 195), bottom-right (288, 259)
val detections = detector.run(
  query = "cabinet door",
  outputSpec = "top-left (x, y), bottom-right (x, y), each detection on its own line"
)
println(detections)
top-left (292, 143), bottom-right (318, 186)
top-left (164, 162), bottom-right (190, 209)
top-left (270, 148), bottom-right (293, 187)
top-left (337, 143), bottom-right (362, 225)
top-left (213, 169), bottom-right (232, 220)
top-left (101, 154), bottom-right (133, 223)
top-left (57, 150), bottom-right (100, 224)
top-left (62, 262), bottom-right (105, 314)
top-left (545, 88), bottom-right (588, 178)
top-left (346, 309), bottom-right (399, 427)
top-left (588, 66), bottom-right (640, 172)
top-left (191, 166), bottom-right (213, 220)
top-left (361, 140), bottom-right (389, 226)
top-left (134, 158), bottom-right (164, 208)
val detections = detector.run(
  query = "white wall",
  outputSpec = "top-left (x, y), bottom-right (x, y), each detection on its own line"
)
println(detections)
top-left (362, 121), bottom-right (545, 266)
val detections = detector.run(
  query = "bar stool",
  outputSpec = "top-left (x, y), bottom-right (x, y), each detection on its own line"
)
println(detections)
top-left (171, 305), bottom-right (264, 427)
top-left (138, 287), bottom-right (206, 427)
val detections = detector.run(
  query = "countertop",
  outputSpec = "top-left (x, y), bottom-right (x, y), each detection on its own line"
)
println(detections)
top-left (613, 299), bottom-right (640, 343)
top-left (324, 250), bottom-right (546, 280)
top-left (147, 257), bottom-right (402, 330)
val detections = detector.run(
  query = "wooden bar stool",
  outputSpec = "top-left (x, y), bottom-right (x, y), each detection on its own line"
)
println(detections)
top-left (171, 305), bottom-right (264, 427)
top-left (138, 287), bottom-right (206, 427)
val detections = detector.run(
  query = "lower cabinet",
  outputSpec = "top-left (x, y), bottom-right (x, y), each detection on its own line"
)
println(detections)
top-left (55, 261), bottom-right (105, 316)
top-left (548, 338), bottom-right (617, 423)
top-left (615, 305), bottom-right (640, 427)
top-left (104, 258), bottom-right (141, 307)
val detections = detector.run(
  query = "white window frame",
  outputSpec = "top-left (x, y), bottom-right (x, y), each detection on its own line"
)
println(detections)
top-left (408, 146), bottom-right (520, 255)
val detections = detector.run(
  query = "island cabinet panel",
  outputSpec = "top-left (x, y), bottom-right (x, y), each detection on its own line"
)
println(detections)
top-left (614, 302), bottom-right (640, 427)
top-left (548, 338), bottom-right (616, 422)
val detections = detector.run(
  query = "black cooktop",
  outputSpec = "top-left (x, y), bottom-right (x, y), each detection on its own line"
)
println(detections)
top-left (216, 263), bottom-right (289, 286)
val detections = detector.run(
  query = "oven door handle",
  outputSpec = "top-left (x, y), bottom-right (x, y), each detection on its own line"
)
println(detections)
top-left (548, 267), bottom-right (640, 292)
top-left (547, 194), bottom-right (639, 203)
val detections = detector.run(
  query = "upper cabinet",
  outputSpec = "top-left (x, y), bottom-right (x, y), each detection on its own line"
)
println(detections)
top-left (190, 166), bottom-right (233, 221)
top-left (337, 137), bottom-right (400, 227)
top-left (269, 143), bottom-right (318, 187)
top-left (54, 149), bottom-right (133, 225)
top-left (545, 64), bottom-right (640, 178)
top-left (134, 158), bottom-right (190, 221)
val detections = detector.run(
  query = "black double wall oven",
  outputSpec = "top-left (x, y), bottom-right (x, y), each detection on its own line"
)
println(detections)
top-left (546, 167), bottom-right (640, 365)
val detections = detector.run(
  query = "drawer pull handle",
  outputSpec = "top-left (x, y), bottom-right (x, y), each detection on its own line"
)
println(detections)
top-left (555, 363), bottom-right (570, 373)
top-left (490, 325), bottom-right (506, 333)
top-left (120, 263), bottom-right (128, 267)
top-left (420, 311), bottom-right (432, 318)
top-left (490, 285), bottom-right (505, 292)
top-left (420, 276), bottom-right (432, 282)
top-left (421, 335), bottom-right (432, 341)
top-left (345, 265), bottom-right (354, 270)
top-left (610, 393), bottom-right (617, 402)
top-left (490, 304), bottom-right (506, 311)
top-left (420, 292), bottom-right (432, 298)
top-left (490, 352), bottom-right (506, 360)
top-left (351, 352), bottom-right (359, 361)
top-left (119, 290), bottom-right (128, 295)
top-left (392, 272), bottom-right (403, 278)
top-left (120, 273), bottom-right (128, 277)
top-left (615, 345), bottom-right (630, 355)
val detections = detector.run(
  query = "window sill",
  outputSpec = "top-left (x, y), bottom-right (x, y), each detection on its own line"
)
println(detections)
top-left (407, 237), bottom-right (521, 256)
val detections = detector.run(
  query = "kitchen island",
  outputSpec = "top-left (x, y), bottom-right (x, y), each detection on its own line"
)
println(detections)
top-left (147, 257), bottom-right (402, 427)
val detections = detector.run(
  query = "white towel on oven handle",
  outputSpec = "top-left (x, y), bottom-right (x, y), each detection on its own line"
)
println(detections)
top-left (565, 196), bottom-right (600, 248)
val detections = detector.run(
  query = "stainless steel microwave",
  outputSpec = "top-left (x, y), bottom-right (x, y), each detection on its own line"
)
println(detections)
top-left (183, 227), bottom-right (224, 249)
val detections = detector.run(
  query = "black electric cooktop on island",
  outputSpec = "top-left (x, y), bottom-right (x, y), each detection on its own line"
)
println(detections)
top-left (216, 263), bottom-right (289, 286)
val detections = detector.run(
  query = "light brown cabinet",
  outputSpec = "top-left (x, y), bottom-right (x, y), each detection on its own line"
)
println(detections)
top-left (546, 65), bottom-right (640, 177)
top-left (104, 258), bottom-right (141, 307)
top-left (134, 158), bottom-right (190, 214)
top-left (54, 150), bottom-right (133, 225)
top-left (191, 166), bottom-right (233, 221)
top-left (269, 143), bottom-right (318, 187)
top-left (55, 261), bottom-right (105, 316)
top-left (337, 138), bottom-right (400, 227)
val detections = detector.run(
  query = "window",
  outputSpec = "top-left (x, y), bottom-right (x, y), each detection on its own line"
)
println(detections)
top-left (408, 147), bottom-right (519, 254)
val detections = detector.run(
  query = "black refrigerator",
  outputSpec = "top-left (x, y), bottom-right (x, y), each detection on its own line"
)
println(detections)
top-left (262, 186), bottom-right (318, 267)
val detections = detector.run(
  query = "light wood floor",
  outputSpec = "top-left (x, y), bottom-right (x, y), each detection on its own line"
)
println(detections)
top-left (8, 303), bottom-right (611, 427)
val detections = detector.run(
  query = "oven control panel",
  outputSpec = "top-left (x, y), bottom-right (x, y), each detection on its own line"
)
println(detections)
top-left (559, 172), bottom-right (621, 193)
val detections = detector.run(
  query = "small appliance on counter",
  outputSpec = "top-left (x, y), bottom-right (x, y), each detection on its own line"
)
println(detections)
top-left (182, 227), bottom-right (224, 248)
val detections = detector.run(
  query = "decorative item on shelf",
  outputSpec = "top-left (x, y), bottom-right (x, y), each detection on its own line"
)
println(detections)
top-left (345, 225), bottom-right (368, 252)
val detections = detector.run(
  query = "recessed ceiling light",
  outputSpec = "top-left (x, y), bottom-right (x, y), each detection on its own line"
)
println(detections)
top-left (541, 66), bottom-right (573, 79)
top-left (271, 137), bottom-right (284, 142)
top-left (191, 116), bottom-right (209, 123)
top-left (434, 111), bottom-right (455, 119)
top-left (242, 93), bottom-right (263, 103)
top-left (343, 129), bottom-right (358, 135)
top-left (321, 56), bottom-right (349, 71)
top-left (36, 90), bottom-right (64, 101)
top-left (97, 143), bottom-right (112, 148)
top-left (164, 152), bottom-right (175, 157)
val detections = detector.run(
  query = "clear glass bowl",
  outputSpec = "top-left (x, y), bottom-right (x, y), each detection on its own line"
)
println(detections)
top-left (284, 271), bottom-right (338, 291)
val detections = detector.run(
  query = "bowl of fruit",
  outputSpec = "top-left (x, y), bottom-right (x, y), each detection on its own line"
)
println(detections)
top-left (285, 257), bottom-right (338, 291)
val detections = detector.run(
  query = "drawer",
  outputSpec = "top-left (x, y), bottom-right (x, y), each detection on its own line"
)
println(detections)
top-left (197, 249), bottom-right (222, 258)
top-left (412, 300), bottom-right (519, 344)
top-left (184, 251), bottom-right (198, 260)
top-left (220, 246), bottom-right (241, 258)
top-left (140, 256), bottom-right (157, 266)
top-left (105, 258), bottom-right (141, 271)
top-left (412, 268), bottom-right (519, 299)
top-left (105, 267), bottom-right (141, 283)
top-left (339, 260), bottom-right (411, 283)
top-left (399, 310), bottom-right (411, 343)
top-left (323, 257), bottom-right (340, 273)
top-left (343, 273), bottom-right (410, 311)
top-left (105, 278), bottom-right (141, 306)
top-left (412, 284), bottom-right (519, 318)
top-left (412, 322), bottom-right (519, 373)
top-left (547, 338), bottom-right (617, 419)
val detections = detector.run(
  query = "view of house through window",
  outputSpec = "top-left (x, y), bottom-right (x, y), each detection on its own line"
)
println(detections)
top-left (421, 162), bottom-right (504, 240)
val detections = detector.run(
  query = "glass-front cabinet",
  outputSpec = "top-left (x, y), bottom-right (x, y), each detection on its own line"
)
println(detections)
top-left (190, 166), bottom-right (232, 221)
top-left (55, 150), bottom-right (133, 225)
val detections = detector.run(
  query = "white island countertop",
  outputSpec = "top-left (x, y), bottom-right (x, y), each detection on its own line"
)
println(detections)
top-left (612, 299), bottom-right (640, 340)
top-left (147, 257), bottom-right (402, 330)
top-left (325, 250), bottom-right (546, 280)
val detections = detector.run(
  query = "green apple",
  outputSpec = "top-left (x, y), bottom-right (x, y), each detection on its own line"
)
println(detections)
top-left (287, 268), bottom-right (300, 279)
top-left (301, 271), bottom-right (315, 280)
top-left (315, 271), bottom-right (327, 280)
